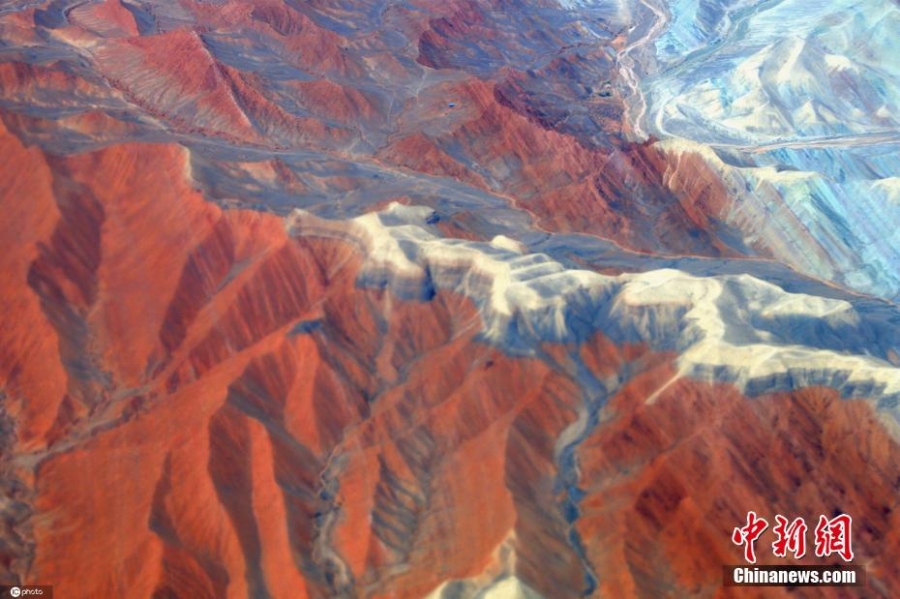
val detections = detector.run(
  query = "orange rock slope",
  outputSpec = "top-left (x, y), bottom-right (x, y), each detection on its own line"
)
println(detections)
top-left (0, 121), bottom-right (588, 597)
top-left (2, 1), bottom-right (900, 598)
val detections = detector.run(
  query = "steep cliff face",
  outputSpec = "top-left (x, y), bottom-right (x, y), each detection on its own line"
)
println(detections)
top-left (2, 1), bottom-right (900, 598)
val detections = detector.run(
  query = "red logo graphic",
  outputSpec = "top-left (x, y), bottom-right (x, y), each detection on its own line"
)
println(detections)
top-left (772, 515), bottom-right (808, 559)
top-left (814, 514), bottom-right (854, 562)
top-left (732, 511), bottom-right (769, 564)
top-left (733, 512), bottom-right (853, 563)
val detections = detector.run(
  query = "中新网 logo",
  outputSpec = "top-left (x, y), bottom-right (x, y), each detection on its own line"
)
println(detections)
top-left (732, 512), bottom-right (853, 563)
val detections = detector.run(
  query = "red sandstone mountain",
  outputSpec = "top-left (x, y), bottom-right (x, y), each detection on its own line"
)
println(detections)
top-left (1, 1), bottom-right (899, 598)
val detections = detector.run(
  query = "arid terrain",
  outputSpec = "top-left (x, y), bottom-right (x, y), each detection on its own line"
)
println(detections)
top-left (1, 1), bottom-right (899, 597)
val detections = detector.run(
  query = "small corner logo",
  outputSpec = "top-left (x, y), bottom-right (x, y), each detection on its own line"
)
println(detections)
top-left (1, 586), bottom-right (51, 598)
